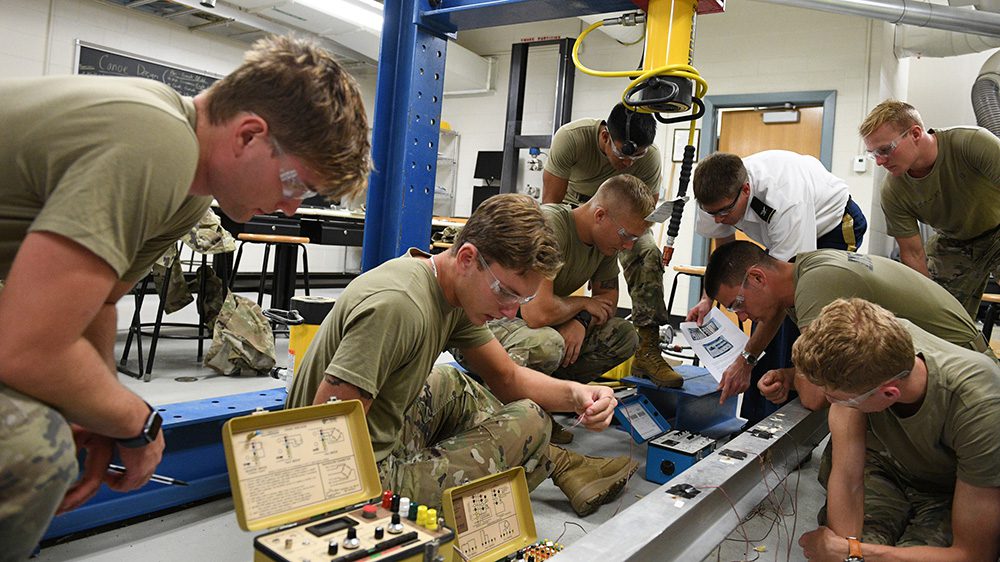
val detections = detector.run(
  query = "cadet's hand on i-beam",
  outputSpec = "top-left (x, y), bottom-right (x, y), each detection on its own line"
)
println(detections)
top-left (758, 367), bottom-right (794, 404)
top-left (799, 526), bottom-right (850, 561)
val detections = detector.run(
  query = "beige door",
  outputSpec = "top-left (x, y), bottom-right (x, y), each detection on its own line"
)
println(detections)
top-left (718, 106), bottom-right (824, 158)
top-left (711, 106), bottom-right (824, 330)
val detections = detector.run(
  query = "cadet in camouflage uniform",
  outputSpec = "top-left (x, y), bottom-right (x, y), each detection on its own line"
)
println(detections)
top-left (543, 103), bottom-right (680, 386)
top-left (701, 242), bottom-right (993, 411)
top-left (0, 36), bottom-right (372, 560)
top-left (690, 151), bottom-right (866, 426)
top-left (488, 175), bottom-right (655, 385)
top-left (286, 195), bottom-right (638, 516)
top-left (794, 299), bottom-right (1000, 560)
top-left (861, 100), bottom-right (1000, 318)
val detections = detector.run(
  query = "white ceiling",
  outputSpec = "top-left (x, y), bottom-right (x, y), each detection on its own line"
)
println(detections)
top-left (105, 0), bottom-right (383, 67)
top-left (104, 0), bottom-right (495, 92)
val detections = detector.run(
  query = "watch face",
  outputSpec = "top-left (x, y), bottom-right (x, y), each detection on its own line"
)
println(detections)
top-left (146, 411), bottom-right (163, 441)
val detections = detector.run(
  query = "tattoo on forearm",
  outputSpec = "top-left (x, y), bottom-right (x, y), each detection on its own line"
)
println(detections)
top-left (599, 278), bottom-right (618, 290)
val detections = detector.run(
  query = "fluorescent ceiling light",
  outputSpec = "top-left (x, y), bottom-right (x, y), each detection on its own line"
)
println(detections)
top-left (297, 0), bottom-right (384, 33)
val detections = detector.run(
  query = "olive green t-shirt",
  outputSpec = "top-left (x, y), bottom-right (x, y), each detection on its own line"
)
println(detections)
top-left (880, 127), bottom-right (1000, 240)
top-left (543, 204), bottom-right (618, 297)
top-left (285, 249), bottom-right (494, 461)
top-left (865, 320), bottom-right (1000, 491)
top-left (0, 76), bottom-right (211, 281)
top-left (544, 119), bottom-right (662, 206)
top-left (791, 250), bottom-right (982, 350)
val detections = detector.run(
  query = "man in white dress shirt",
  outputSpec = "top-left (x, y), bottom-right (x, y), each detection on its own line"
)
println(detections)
top-left (687, 150), bottom-right (866, 425)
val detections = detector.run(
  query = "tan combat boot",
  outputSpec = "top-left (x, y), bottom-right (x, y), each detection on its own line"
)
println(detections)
top-left (632, 325), bottom-right (684, 388)
top-left (549, 417), bottom-right (574, 445)
top-left (549, 445), bottom-right (638, 516)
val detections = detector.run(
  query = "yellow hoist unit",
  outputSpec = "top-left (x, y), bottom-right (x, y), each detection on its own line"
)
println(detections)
top-left (573, 0), bottom-right (725, 265)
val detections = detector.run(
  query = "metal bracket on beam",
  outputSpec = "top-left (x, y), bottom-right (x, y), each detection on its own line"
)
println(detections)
top-left (554, 400), bottom-right (829, 561)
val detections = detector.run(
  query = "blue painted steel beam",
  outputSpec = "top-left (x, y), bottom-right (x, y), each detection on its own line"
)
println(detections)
top-left (362, 0), bottom-right (450, 270)
top-left (422, 0), bottom-right (642, 33)
top-left (362, 0), bottom-right (651, 270)
top-left (43, 388), bottom-right (287, 541)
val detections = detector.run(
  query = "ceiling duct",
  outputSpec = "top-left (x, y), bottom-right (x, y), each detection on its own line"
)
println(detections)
top-left (753, 0), bottom-right (1000, 38)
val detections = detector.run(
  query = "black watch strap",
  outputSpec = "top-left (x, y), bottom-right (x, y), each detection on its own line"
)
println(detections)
top-left (117, 402), bottom-right (163, 448)
top-left (573, 310), bottom-right (592, 330)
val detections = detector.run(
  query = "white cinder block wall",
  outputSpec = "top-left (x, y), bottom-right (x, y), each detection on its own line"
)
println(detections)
top-left (443, 0), bottom-right (898, 314)
top-left (3, 0), bottom-right (997, 321)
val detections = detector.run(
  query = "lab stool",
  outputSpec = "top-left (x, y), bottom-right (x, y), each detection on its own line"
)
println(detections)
top-left (229, 233), bottom-right (311, 310)
top-left (665, 264), bottom-right (706, 315)
top-left (118, 246), bottom-right (213, 382)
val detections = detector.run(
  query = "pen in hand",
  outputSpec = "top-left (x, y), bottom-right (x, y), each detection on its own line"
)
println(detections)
top-left (106, 464), bottom-right (189, 487)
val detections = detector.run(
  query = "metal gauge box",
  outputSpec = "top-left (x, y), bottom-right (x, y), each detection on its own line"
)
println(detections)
top-left (222, 400), bottom-right (455, 562)
top-left (441, 467), bottom-right (538, 562)
top-left (613, 393), bottom-right (716, 485)
top-left (613, 393), bottom-right (672, 444)
top-left (646, 429), bottom-right (717, 485)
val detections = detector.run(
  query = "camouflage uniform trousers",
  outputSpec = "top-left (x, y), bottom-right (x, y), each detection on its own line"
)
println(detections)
top-left (203, 292), bottom-right (276, 376)
top-left (619, 230), bottom-right (669, 328)
top-left (817, 443), bottom-right (952, 546)
top-left (376, 365), bottom-right (552, 509)
top-left (485, 317), bottom-right (638, 383)
top-left (0, 384), bottom-right (77, 561)
top-left (926, 226), bottom-right (1000, 318)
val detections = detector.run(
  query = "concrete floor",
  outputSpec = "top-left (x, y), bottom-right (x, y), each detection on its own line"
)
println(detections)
top-left (34, 289), bottom-right (828, 562)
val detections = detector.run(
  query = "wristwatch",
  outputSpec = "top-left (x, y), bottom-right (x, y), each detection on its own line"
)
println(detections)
top-left (740, 350), bottom-right (759, 367)
top-left (117, 402), bottom-right (163, 448)
top-left (845, 536), bottom-right (864, 562)
top-left (573, 310), bottom-right (592, 330)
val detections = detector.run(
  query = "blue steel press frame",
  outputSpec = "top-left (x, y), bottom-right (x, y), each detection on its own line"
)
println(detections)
top-left (361, 0), bottom-right (640, 270)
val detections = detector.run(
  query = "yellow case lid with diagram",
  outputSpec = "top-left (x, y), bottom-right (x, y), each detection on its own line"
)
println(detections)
top-left (222, 400), bottom-right (381, 532)
top-left (441, 467), bottom-right (537, 562)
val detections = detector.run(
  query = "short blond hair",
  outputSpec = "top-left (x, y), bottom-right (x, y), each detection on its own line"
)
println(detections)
top-left (204, 35), bottom-right (371, 201)
top-left (859, 100), bottom-right (924, 138)
top-left (453, 194), bottom-right (563, 279)
top-left (589, 174), bottom-right (655, 223)
top-left (792, 298), bottom-right (914, 394)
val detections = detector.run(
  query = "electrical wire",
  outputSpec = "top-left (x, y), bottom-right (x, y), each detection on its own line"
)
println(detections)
top-left (606, 396), bottom-right (642, 518)
top-left (571, 17), bottom-right (708, 122)
top-left (554, 520), bottom-right (588, 544)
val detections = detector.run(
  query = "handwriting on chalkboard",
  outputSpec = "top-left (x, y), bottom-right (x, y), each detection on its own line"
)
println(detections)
top-left (76, 42), bottom-right (220, 97)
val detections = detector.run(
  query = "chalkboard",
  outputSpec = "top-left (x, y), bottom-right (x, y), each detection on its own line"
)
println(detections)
top-left (75, 41), bottom-right (220, 96)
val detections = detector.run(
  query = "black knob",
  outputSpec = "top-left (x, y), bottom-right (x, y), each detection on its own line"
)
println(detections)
top-left (374, 526), bottom-right (384, 540)
top-left (391, 513), bottom-right (401, 525)
top-left (661, 460), bottom-right (676, 475)
top-left (346, 527), bottom-right (357, 540)
top-left (328, 540), bottom-right (339, 556)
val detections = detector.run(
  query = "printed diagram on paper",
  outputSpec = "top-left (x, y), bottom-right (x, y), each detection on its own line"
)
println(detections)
top-left (232, 415), bottom-right (362, 521)
top-left (452, 480), bottom-right (521, 557)
top-left (679, 308), bottom-right (759, 382)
